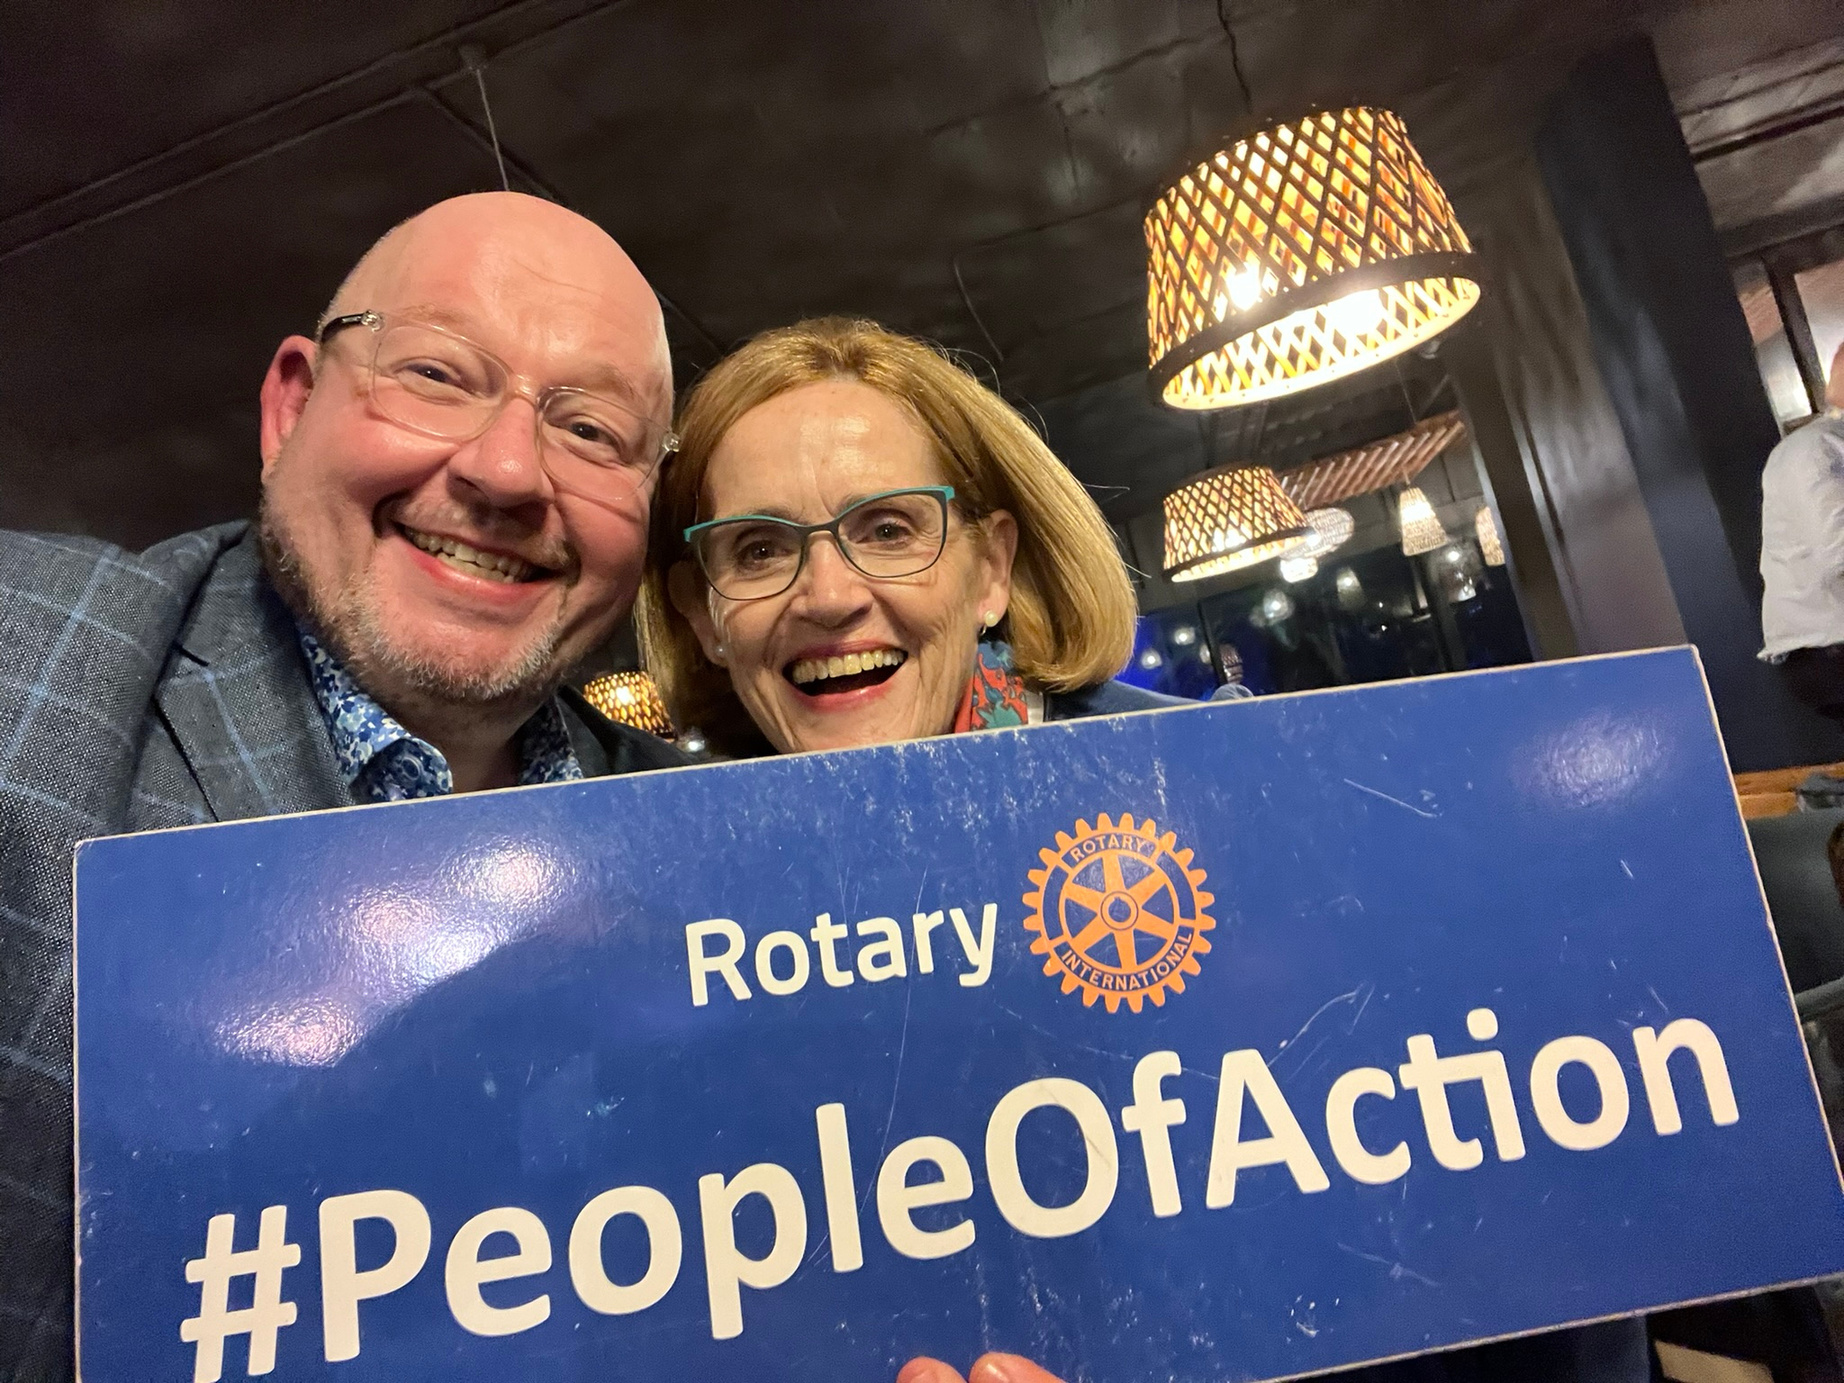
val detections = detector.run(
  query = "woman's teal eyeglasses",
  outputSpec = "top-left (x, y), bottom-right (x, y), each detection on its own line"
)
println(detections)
top-left (684, 486), bottom-right (956, 601)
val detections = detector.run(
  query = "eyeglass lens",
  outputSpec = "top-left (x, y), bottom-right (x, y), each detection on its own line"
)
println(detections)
top-left (364, 323), bottom-right (668, 481)
top-left (695, 490), bottom-right (949, 599)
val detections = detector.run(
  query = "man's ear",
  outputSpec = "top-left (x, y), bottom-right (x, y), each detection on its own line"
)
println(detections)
top-left (976, 508), bottom-right (1019, 628)
top-left (258, 335), bottom-right (319, 477)
top-left (668, 560), bottom-right (726, 665)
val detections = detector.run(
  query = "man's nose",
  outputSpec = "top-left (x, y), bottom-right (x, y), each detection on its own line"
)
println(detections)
top-left (445, 397), bottom-right (551, 508)
top-left (789, 534), bottom-right (874, 623)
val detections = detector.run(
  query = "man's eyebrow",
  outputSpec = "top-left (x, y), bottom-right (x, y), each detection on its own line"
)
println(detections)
top-left (391, 303), bottom-right (660, 410)
top-left (571, 364), bottom-right (652, 411)
top-left (394, 303), bottom-right (479, 334)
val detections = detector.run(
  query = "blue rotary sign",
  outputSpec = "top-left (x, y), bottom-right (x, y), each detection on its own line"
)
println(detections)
top-left (75, 648), bottom-right (1844, 1381)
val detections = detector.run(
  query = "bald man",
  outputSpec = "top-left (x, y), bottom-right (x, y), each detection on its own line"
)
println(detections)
top-left (0, 193), bottom-right (688, 1376)
top-left (1761, 341), bottom-right (1844, 726)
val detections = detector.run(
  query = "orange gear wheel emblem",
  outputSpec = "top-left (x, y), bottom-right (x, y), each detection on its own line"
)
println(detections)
top-left (1022, 813), bottom-right (1215, 1013)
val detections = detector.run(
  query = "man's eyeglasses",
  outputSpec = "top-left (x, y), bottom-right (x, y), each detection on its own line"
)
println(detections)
top-left (684, 487), bottom-right (957, 601)
top-left (317, 311), bottom-right (679, 500)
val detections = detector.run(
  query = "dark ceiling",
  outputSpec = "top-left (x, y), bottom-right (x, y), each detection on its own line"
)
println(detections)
top-left (3, 0), bottom-right (1841, 549)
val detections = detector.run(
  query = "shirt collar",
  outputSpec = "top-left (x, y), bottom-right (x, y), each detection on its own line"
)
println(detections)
top-left (295, 623), bottom-right (582, 802)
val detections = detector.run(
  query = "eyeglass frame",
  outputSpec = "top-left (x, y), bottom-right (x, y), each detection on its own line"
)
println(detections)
top-left (315, 309), bottom-right (681, 481)
top-left (683, 485), bottom-right (960, 602)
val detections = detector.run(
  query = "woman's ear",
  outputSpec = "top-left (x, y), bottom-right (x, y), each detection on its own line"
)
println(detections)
top-left (975, 509), bottom-right (1018, 629)
top-left (258, 336), bottom-right (319, 476)
top-left (668, 561), bottom-right (727, 665)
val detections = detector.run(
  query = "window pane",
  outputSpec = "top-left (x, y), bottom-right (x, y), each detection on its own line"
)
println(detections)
top-left (1735, 259), bottom-right (1811, 427)
top-left (1795, 256), bottom-right (1844, 398)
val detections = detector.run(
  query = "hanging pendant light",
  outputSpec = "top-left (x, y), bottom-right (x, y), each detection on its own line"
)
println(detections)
top-left (1475, 505), bottom-right (1506, 566)
top-left (1397, 486), bottom-right (1448, 556)
top-left (581, 670), bottom-right (675, 738)
top-left (1162, 465), bottom-right (1312, 582)
top-left (1146, 108), bottom-right (1481, 410)
top-left (1276, 506), bottom-right (1353, 582)
top-left (1299, 506), bottom-right (1355, 558)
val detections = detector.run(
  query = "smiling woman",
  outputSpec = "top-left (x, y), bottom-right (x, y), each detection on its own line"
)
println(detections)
top-left (636, 318), bottom-right (1156, 756)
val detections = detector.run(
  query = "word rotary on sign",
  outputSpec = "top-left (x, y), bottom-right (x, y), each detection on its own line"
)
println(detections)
top-left (75, 649), bottom-right (1844, 1383)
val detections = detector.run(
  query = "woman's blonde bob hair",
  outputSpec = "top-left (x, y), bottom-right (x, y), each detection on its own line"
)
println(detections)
top-left (635, 317), bottom-right (1138, 754)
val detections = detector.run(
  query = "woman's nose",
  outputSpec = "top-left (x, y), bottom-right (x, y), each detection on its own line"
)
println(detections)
top-left (789, 534), bottom-right (874, 622)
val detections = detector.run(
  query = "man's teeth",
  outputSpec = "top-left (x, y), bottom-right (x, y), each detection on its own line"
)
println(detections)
top-left (404, 528), bottom-right (536, 583)
top-left (790, 649), bottom-right (907, 685)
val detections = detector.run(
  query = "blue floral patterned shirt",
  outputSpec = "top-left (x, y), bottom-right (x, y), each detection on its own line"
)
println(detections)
top-left (296, 627), bottom-right (583, 803)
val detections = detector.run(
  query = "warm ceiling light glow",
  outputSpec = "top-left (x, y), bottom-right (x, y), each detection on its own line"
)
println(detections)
top-left (1279, 554), bottom-right (1320, 583)
top-left (1162, 465), bottom-right (1312, 583)
top-left (1324, 288), bottom-right (1388, 339)
top-left (1147, 108), bottom-right (1481, 410)
top-left (1476, 505), bottom-right (1506, 566)
top-left (1227, 261), bottom-right (1264, 312)
top-left (580, 670), bottom-right (675, 738)
top-left (1398, 486), bottom-right (1448, 556)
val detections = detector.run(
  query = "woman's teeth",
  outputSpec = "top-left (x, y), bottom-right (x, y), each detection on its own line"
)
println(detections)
top-left (790, 649), bottom-right (907, 685)
top-left (404, 527), bottom-right (537, 583)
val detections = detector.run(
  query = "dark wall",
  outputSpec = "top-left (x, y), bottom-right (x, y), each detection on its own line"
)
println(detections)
top-left (1536, 34), bottom-right (1844, 771)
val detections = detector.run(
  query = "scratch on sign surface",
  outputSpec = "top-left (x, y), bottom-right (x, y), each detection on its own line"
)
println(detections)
top-left (1269, 983), bottom-right (1373, 1069)
top-left (1336, 1242), bottom-right (1442, 1289)
top-left (1342, 778), bottom-right (1438, 819)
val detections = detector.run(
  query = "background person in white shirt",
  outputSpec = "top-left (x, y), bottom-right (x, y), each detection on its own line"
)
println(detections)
top-left (1761, 342), bottom-right (1844, 726)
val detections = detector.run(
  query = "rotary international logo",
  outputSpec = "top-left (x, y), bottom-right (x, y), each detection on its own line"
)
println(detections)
top-left (1022, 814), bottom-right (1215, 1013)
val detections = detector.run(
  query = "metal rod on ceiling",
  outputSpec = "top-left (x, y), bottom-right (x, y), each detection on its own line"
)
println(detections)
top-left (412, 87), bottom-right (727, 360)
top-left (1213, 0), bottom-right (1256, 113)
top-left (0, 0), bottom-right (640, 262)
top-left (951, 253), bottom-right (1007, 370)
top-left (0, 91), bottom-right (421, 267)
top-left (459, 45), bottom-right (512, 192)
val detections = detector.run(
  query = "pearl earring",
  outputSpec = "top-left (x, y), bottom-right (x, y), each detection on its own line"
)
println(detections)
top-left (981, 611), bottom-right (999, 629)
top-left (712, 643), bottom-right (727, 664)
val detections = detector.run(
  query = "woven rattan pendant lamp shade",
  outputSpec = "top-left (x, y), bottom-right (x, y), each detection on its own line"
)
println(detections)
top-left (1163, 465), bottom-right (1311, 582)
top-left (581, 670), bottom-right (675, 738)
top-left (1146, 108), bottom-right (1481, 409)
top-left (1476, 506), bottom-right (1506, 566)
top-left (1397, 486), bottom-right (1448, 556)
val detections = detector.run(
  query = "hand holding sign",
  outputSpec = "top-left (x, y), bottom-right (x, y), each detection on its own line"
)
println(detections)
top-left (898, 1354), bottom-right (1065, 1383)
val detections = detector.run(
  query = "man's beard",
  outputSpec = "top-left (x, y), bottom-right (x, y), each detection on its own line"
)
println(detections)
top-left (258, 495), bottom-right (572, 711)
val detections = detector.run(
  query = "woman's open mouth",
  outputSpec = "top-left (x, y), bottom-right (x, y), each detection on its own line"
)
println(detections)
top-left (786, 648), bottom-right (907, 696)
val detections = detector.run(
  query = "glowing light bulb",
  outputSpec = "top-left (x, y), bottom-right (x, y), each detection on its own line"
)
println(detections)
top-left (1324, 288), bottom-right (1385, 338)
top-left (1259, 588), bottom-right (1295, 624)
top-left (1228, 262), bottom-right (1263, 313)
top-left (1279, 555), bottom-right (1319, 583)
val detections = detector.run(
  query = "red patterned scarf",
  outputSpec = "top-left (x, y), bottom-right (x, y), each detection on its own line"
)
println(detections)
top-left (952, 641), bottom-right (1030, 733)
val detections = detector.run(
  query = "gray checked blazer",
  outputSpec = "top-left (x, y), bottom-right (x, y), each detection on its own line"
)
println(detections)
top-left (0, 521), bottom-right (685, 1381)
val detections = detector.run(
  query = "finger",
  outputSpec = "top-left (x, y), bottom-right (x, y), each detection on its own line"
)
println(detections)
top-left (897, 1357), bottom-right (968, 1383)
top-left (969, 1353), bottom-right (1067, 1383)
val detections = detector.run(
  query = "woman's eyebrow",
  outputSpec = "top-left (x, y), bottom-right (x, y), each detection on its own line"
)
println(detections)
top-left (711, 490), bottom-right (905, 523)
top-left (713, 504), bottom-right (803, 522)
